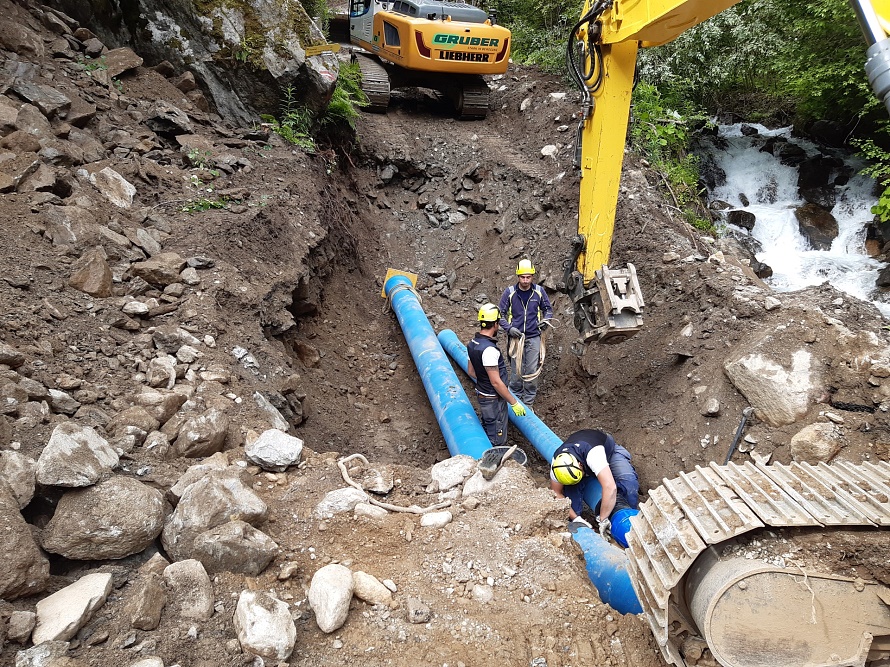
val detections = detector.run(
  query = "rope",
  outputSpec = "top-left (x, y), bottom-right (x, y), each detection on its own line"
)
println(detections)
top-left (507, 319), bottom-right (560, 382)
top-left (337, 453), bottom-right (452, 515)
top-left (382, 281), bottom-right (422, 314)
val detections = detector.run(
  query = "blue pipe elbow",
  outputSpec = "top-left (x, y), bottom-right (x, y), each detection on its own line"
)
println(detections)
top-left (384, 276), bottom-right (491, 459)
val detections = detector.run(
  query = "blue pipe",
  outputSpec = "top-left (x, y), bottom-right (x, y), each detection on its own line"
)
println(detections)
top-left (384, 275), bottom-right (491, 459)
top-left (437, 328), bottom-right (642, 615)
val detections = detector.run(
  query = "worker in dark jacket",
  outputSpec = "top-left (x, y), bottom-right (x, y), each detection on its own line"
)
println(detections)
top-left (498, 259), bottom-right (553, 408)
top-left (550, 428), bottom-right (639, 542)
top-left (467, 303), bottom-right (526, 446)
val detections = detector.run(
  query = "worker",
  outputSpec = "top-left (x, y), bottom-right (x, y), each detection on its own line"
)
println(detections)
top-left (497, 259), bottom-right (553, 408)
top-left (467, 303), bottom-right (526, 446)
top-left (549, 428), bottom-right (639, 542)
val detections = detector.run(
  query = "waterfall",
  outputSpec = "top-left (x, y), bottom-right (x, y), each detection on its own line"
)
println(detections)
top-left (702, 123), bottom-right (890, 317)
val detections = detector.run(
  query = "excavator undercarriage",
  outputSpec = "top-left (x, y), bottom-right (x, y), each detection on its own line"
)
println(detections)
top-left (627, 459), bottom-right (890, 667)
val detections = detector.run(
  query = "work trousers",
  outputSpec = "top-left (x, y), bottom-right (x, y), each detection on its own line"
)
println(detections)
top-left (476, 393), bottom-right (508, 446)
top-left (508, 334), bottom-right (542, 406)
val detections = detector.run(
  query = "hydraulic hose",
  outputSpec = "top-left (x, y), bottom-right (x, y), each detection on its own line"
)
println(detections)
top-left (437, 328), bottom-right (642, 615)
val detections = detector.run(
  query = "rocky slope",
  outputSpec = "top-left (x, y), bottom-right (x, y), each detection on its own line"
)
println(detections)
top-left (1, 0), bottom-right (889, 666)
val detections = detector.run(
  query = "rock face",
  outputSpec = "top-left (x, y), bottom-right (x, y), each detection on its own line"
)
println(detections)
top-left (234, 590), bottom-right (296, 660)
top-left (308, 563), bottom-right (354, 633)
top-left (0, 482), bottom-right (50, 599)
top-left (724, 349), bottom-right (815, 426)
top-left (245, 428), bottom-right (303, 471)
top-left (32, 572), bottom-right (113, 644)
top-left (41, 476), bottom-right (165, 560)
top-left (36, 422), bottom-right (119, 487)
top-left (50, 0), bottom-right (339, 125)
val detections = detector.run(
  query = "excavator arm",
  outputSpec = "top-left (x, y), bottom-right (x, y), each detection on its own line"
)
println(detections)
top-left (564, 0), bottom-right (890, 348)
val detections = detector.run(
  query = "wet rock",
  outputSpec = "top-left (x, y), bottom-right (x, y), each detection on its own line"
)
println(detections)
top-left (173, 408), bottom-right (229, 457)
top-left (161, 469), bottom-right (267, 561)
top-left (68, 247), bottom-right (112, 297)
top-left (163, 559), bottom-right (213, 620)
top-left (8, 610), bottom-right (36, 643)
top-left (795, 203), bottom-right (838, 250)
top-left (726, 210), bottom-right (755, 231)
top-left (0, 450), bottom-right (37, 508)
top-left (104, 48), bottom-right (144, 78)
top-left (429, 455), bottom-right (476, 492)
top-left (89, 167), bottom-right (136, 209)
top-left (308, 564), bottom-right (353, 633)
top-left (790, 422), bottom-right (842, 463)
top-left (0, 341), bottom-right (25, 368)
top-left (313, 487), bottom-right (369, 518)
top-left (724, 350), bottom-right (815, 427)
top-left (0, 482), bottom-right (49, 599)
top-left (191, 520), bottom-right (278, 575)
top-left (245, 428), bottom-right (303, 472)
top-left (125, 572), bottom-right (166, 631)
top-left (234, 590), bottom-right (296, 660)
top-left (36, 422), bottom-right (119, 487)
top-left (352, 571), bottom-right (393, 606)
top-left (41, 476), bottom-right (165, 560)
top-left (10, 82), bottom-right (70, 119)
top-left (33, 572), bottom-right (112, 644)
top-left (130, 252), bottom-right (186, 286)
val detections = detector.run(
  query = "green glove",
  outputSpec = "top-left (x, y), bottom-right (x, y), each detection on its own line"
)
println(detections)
top-left (510, 402), bottom-right (526, 417)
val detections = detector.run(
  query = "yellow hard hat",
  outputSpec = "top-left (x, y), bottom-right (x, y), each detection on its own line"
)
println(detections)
top-left (516, 259), bottom-right (536, 275)
top-left (477, 303), bottom-right (500, 325)
top-left (552, 452), bottom-right (583, 485)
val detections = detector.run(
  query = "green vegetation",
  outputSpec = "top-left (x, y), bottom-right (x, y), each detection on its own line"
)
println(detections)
top-left (78, 56), bottom-right (107, 72)
top-left (500, 0), bottom-right (584, 75)
top-left (856, 135), bottom-right (890, 222)
top-left (263, 62), bottom-right (369, 156)
top-left (181, 196), bottom-right (230, 213)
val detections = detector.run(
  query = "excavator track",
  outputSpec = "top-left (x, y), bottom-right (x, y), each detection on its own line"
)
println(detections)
top-left (626, 460), bottom-right (890, 667)
top-left (454, 76), bottom-right (491, 120)
top-left (353, 54), bottom-right (390, 112)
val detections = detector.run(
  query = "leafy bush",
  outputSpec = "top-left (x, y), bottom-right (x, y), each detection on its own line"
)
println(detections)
top-left (500, 0), bottom-right (584, 75)
top-left (262, 86), bottom-right (317, 151)
top-left (855, 133), bottom-right (890, 222)
top-left (319, 61), bottom-right (368, 130)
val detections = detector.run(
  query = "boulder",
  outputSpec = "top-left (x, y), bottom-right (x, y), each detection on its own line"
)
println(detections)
top-left (41, 476), bottom-right (165, 560)
top-left (36, 422), bottom-right (119, 487)
top-left (162, 559), bottom-right (213, 620)
top-left (166, 456), bottom-right (232, 505)
top-left (173, 408), bottom-right (229, 457)
top-left (47, 389), bottom-right (81, 415)
top-left (245, 428), bottom-right (303, 472)
top-left (133, 388), bottom-right (186, 424)
top-left (10, 82), bottom-right (71, 119)
top-left (161, 470), bottom-right (267, 562)
top-left (68, 246), bottom-right (112, 297)
top-left (130, 252), bottom-right (186, 286)
top-left (191, 520), bottom-right (278, 575)
top-left (234, 590), bottom-right (296, 660)
top-left (0, 450), bottom-right (37, 508)
top-left (308, 564), bottom-right (353, 633)
top-left (33, 573), bottom-right (112, 644)
top-left (724, 350), bottom-right (815, 427)
top-left (145, 101), bottom-right (192, 137)
top-left (7, 610), bottom-right (36, 643)
top-left (106, 406), bottom-right (160, 440)
top-left (89, 167), bottom-right (136, 209)
top-left (104, 47), bottom-right (144, 78)
top-left (0, 482), bottom-right (50, 599)
top-left (726, 210), bottom-right (756, 231)
top-left (790, 422), bottom-right (842, 463)
top-left (795, 203), bottom-right (838, 251)
top-left (125, 572), bottom-right (166, 631)
top-left (430, 455), bottom-right (476, 492)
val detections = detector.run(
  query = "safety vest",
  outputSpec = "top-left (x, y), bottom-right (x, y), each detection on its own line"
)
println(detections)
top-left (467, 332), bottom-right (507, 397)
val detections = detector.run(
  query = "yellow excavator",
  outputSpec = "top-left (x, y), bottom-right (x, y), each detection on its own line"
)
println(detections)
top-left (348, 0), bottom-right (510, 118)
top-left (569, 2), bottom-right (890, 666)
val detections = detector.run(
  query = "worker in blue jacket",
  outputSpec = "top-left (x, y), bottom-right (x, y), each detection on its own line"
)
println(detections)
top-left (497, 259), bottom-right (553, 408)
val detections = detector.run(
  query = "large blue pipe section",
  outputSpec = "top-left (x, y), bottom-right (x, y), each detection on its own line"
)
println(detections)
top-left (437, 328), bottom-right (642, 615)
top-left (383, 275), bottom-right (491, 459)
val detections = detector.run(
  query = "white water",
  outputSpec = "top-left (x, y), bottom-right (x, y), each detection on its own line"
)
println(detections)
top-left (708, 123), bottom-right (890, 318)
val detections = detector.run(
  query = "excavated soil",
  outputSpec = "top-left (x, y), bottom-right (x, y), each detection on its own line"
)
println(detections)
top-left (1, 2), bottom-right (889, 665)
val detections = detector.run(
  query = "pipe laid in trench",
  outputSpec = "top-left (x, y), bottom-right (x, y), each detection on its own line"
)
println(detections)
top-left (383, 274), bottom-right (491, 459)
top-left (437, 328), bottom-right (642, 615)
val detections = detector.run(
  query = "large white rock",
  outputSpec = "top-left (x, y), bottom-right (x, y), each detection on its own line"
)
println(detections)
top-left (245, 429), bottom-right (303, 472)
top-left (0, 450), bottom-right (37, 508)
top-left (32, 572), bottom-right (113, 644)
top-left (89, 166), bottom-right (136, 208)
top-left (163, 559), bottom-right (214, 620)
top-left (308, 564), bottom-right (354, 633)
top-left (420, 510), bottom-right (453, 528)
top-left (313, 487), bottom-right (368, 518)
top-left (724, 350), bottom-right (815, 426)
top-left (36, 422), bottom-right (119, 487)
top-left (430, 455), bottom-right (476, 492)
top-left (790, 422), bottom-right (842, 463)
top-left (161, 470), bottom-right (267, 561)
top-left (41, 476), bottom-right (165, 560)
top-left (234, 590), bottom-right (296, 660)
top-left (352, 571), bottom-right (393, 606)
